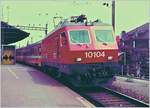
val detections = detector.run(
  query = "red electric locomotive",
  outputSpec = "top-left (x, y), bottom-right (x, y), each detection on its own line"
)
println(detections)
top-left (17, 15), bottom-right (119, 86)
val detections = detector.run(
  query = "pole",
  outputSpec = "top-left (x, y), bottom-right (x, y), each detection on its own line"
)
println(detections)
top-left (2, 6), bottom-right (4, 21)
top-left (53, 17), bottom-right (56, 28)
top-left (112, 0), bottom-right (115, 32)
top-left (45, 23), bottom-right (48, 35)
top-left (124, 52), bottom-right (126, 65)
top-left (19, 43), bottom-right (20, 48)
top-left (31, 37), bottom-right (33, 43)
top-left (121, 65), bottom-right (124, 76)
top-left (124, 52), bottom-right (126, 76)
top-left (6, 6), bottom-right (10, 23)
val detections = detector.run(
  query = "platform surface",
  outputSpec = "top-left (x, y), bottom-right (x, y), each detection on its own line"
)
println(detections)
top-left (103, 76), bottom-right (149, 103)
top-left (1, 64), bottom-right (95, 107)
top-left (113, 76), bottom-right (149, 97)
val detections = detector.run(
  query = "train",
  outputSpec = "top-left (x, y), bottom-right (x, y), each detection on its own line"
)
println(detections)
top-left (16, 15), bottom-right (119, 86)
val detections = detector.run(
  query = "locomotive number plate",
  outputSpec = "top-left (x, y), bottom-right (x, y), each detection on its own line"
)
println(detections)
top-left (85, 51), bottom-right (105, 58)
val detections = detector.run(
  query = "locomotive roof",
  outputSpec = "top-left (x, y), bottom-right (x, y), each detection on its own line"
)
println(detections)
top-left (44, 19), bottom-right (111, 38)
top-left (55, 19), bottom-right (111, 28)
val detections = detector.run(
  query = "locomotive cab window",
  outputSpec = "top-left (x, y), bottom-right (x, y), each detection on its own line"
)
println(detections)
top-left (69, 30), bottom-right (90, 44)
top-left (95, 30), bottom-right (114, 43)
top-left (60, 32), bottom-right (67, 46)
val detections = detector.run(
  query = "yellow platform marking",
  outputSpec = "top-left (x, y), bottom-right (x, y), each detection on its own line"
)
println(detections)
top-left (7, 67), bottom-right (19, 79)
top-left (76, 97), bottom-right (96, 108)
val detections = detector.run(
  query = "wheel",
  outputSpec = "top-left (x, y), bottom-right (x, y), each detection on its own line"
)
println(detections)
top-left (56, 71), bottom-right (62, 78)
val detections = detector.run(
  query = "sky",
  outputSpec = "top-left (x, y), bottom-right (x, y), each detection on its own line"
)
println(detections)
top-left (1, 0), bottom-right (149, 48)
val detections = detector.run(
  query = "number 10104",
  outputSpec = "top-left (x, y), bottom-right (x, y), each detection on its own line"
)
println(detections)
top-left (85, 51), bottom-right (105, 58)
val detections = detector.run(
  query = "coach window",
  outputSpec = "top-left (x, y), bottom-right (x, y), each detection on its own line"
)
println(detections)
top-left (31, 48), bottom-right (34, 55)
top-left (38, 47), bottom-right (41, 55)
top-left (39, 47), bottom-right (41, 52)
top-left (60, 32), bottom-right (67, 46)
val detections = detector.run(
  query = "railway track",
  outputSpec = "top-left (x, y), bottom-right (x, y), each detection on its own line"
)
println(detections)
top-left (41, 68), bottom-right (149, 107)
top-left (78, 87), bottom-right (149, 107)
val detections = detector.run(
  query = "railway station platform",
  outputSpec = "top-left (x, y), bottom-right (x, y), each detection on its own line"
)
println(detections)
top-left (1, 64), bottom-right (95, 107)
top-left (103, 76), bottom-right (149, 103)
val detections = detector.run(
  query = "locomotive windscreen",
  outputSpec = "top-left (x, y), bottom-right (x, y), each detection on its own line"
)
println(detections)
top-left (95, 30), bottom-right (114, 43)
top-left (69, 30), bottom-right (90, 44)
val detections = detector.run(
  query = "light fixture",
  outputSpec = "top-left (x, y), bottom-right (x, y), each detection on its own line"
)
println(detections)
top-left (108, 56), bottom-right (113, 60)
top-left (76, 57), bottom-right (82, 62)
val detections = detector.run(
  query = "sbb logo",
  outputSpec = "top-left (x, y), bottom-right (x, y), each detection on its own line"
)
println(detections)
top-left (85, 51), bottom-right (105, 58)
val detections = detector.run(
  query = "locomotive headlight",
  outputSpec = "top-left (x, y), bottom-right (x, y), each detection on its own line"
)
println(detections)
top-left (108, 56), bottom-right (113, 60)
top-left (76, 57), bottom-right (82, 62)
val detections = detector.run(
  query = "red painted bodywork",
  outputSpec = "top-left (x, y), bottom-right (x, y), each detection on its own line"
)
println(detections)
top-left (41, 25), bottom-right (118, 65)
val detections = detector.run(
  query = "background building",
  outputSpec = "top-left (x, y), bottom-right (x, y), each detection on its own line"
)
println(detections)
top-left (119, 23), bottom-right (149, 79)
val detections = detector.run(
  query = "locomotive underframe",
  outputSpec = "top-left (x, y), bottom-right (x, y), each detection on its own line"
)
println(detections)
top-left (42, 62), bottom-right (119, 86)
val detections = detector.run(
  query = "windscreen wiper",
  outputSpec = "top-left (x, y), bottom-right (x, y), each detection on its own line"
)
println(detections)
top-left (96, 36), bottom-right (107, 45)
top-left (71, 39), bottom-right (82, 46)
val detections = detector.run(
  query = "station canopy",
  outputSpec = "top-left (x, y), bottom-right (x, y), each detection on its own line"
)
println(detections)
top-left (1, 21), bottom-right (30, 44)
